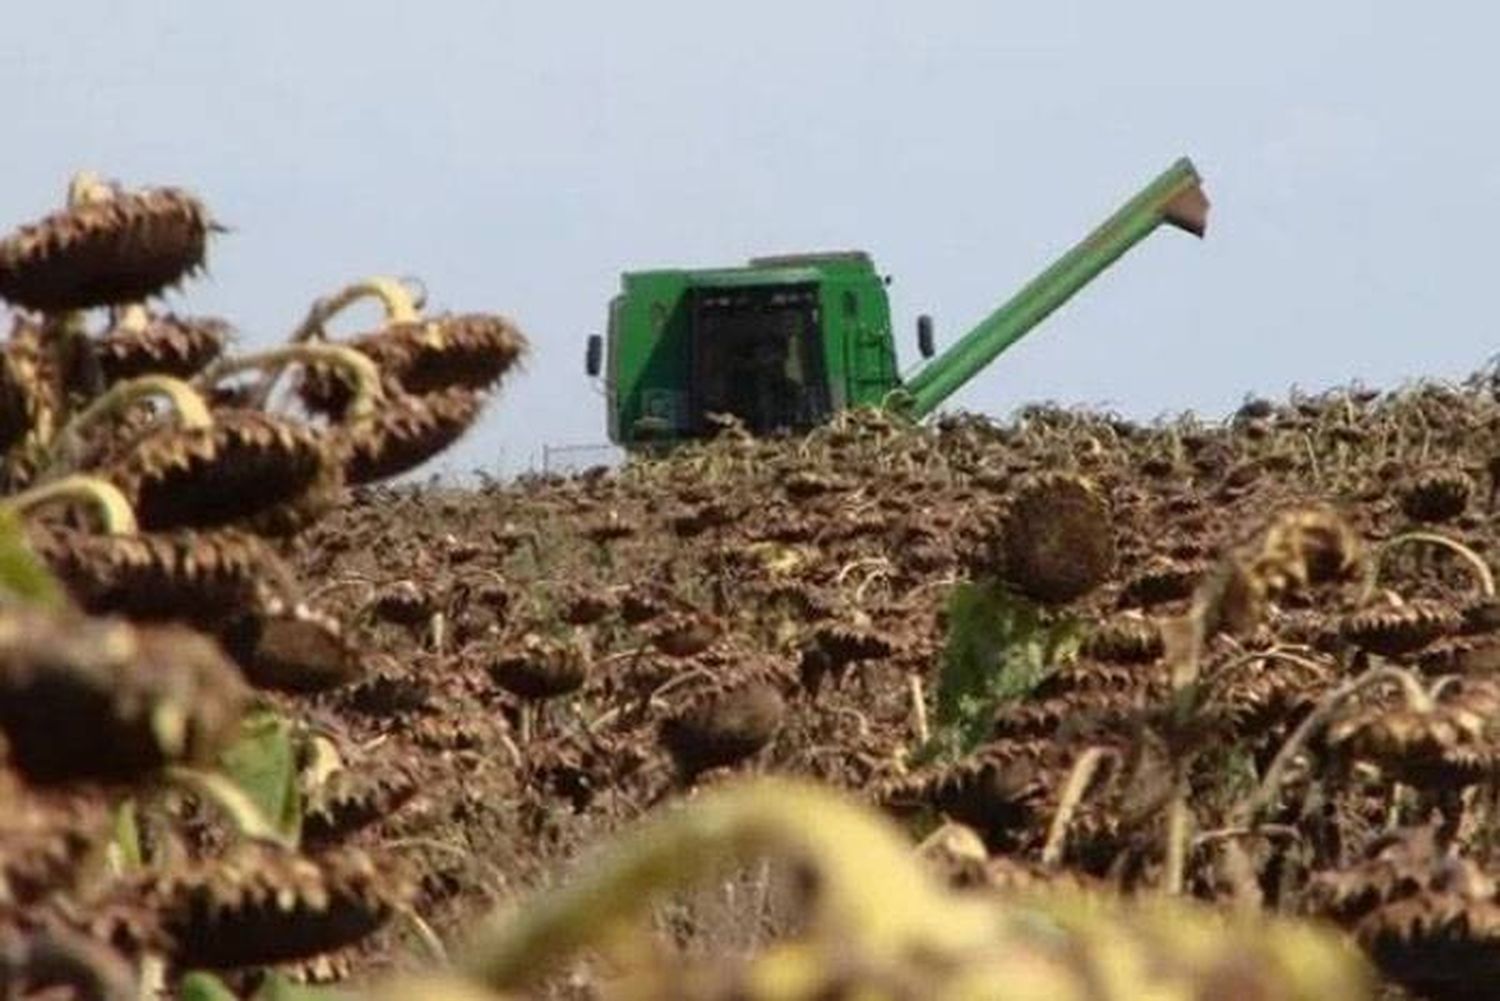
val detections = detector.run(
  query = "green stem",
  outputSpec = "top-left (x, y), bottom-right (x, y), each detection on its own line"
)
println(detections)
top-left (2, 475), bottom-right (138, 535)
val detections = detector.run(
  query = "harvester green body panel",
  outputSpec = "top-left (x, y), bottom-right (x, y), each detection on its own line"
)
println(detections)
top-left (595, 157), bottom-right (1208, 448)
top-left (602, 252), bottom-right (897, 444)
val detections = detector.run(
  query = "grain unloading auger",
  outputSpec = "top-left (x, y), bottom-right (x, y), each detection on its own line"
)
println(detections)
top-left (585, 156), bottom-right (1209, 447)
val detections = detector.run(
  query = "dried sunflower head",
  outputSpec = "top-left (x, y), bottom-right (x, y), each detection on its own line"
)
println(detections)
top-left (488, 632), bottom-right (590, 701)
top-left (1248, 505), bottom-right (1365, 594)
top-left (1399, 467), bottom-right (1474, 524)
top-left (875, 739), bottom-right (1055, 852)
top-left (0, 177), bottom-right (214, 311)
top-left (1081, 613), bottom-right (1164, 664)
top-left (659, 680), bottom-right (785, 780)
top-left (558, 586), bottom-right (615, 626)
top-left (302, 760), bottom-right (420, 850)
top-left (339, 387), bottom-right (485, 485)
top-left (649, 611), bottom-right (722, 658)
top-left (1120, 556), bottom-right (1209, 609)
top-left (218, 599), bottom-right (363, 693)
top-left (987, 472), bottom-right (1116, 605)
top-left (101, 408), bottom-right (338, 532)
top-left (1212, 650), bottom-right (1335, 740)
top-left (299, 313), bottom-right (527, 419)
top-left (1326, 680), bottom-right (1500, 792)
top-left (94, 310), bottom-right (229, 385)
top-left (114, 843), bottom-right (409, 970)
top-left (29, 525), bottom-right (292, 630)
top-left (0, 606), bottom-right (248, 786)
top-left (1340, 600), bottom-right (1461, 658)
top-left (812, 622), bottom-right (897, 665)
top-left (1215, 506), bottom-right (1365, 630)
top-left (367, 579), bottom-right (433, 627)
top-left (1305, 826), bottom-right (1500, 996)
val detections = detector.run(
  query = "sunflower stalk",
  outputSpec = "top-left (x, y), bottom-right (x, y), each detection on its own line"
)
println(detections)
top-left (197, 343), bottom-right (386, 422)
top-left (41, 374), bottom-right (214, 476)
top-left (1363, 530), bottom-right (1495, 601)
top-left (1, 474), bottom-right (138, 535)
top-left (239, 276), bottom-right (422, 413)
top-left (289, 276), bottom-right (423, 345)
top-left (1042, 746), bottom-right (1113, 866)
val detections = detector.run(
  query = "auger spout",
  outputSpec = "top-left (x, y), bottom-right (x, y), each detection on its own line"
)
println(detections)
top-left (898, 156), bottom-right (1209, 419)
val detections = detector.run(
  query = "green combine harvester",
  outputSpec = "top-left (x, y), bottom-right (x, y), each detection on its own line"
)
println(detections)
top-left (584, 156), bottom-right (1210, 447)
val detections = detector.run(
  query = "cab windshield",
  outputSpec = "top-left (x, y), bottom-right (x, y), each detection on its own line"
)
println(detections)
top-left (689, 284), bottom-right (830, 435)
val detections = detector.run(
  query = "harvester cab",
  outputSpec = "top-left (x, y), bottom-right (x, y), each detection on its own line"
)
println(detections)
top-left (585, 156), bottom-right (1210, 448)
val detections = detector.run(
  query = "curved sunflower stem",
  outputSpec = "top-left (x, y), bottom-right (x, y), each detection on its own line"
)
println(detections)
top-left (1234, 663), bottom-right (1431, 828)
top-left (1202, 647), bottom-right (1333, 702)
top-left (246, 276), bottom-right (419, 413)
top-left (2, 475), bottom-right (137, 535)
top-left (41, 375), bottom-right (213, 476)
top-left (1364, 531), bottom-right (1496, 601)
top-left (1042, 746), bottom-right (1112, 866)
top-left (1427, 674), bottom-right (1465, 701)
top-left (289, 276), bottom-right (422, 345)
top-left (197, 343), bottom-right (386, 422)
top-left (455, 776), bottom-right (995, 993)
top-left (399, 906), bottom-right (450, 966)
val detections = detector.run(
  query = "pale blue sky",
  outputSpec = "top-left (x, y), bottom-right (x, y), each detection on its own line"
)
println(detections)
top-left (2, 3), bottom-right (1495, 475)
